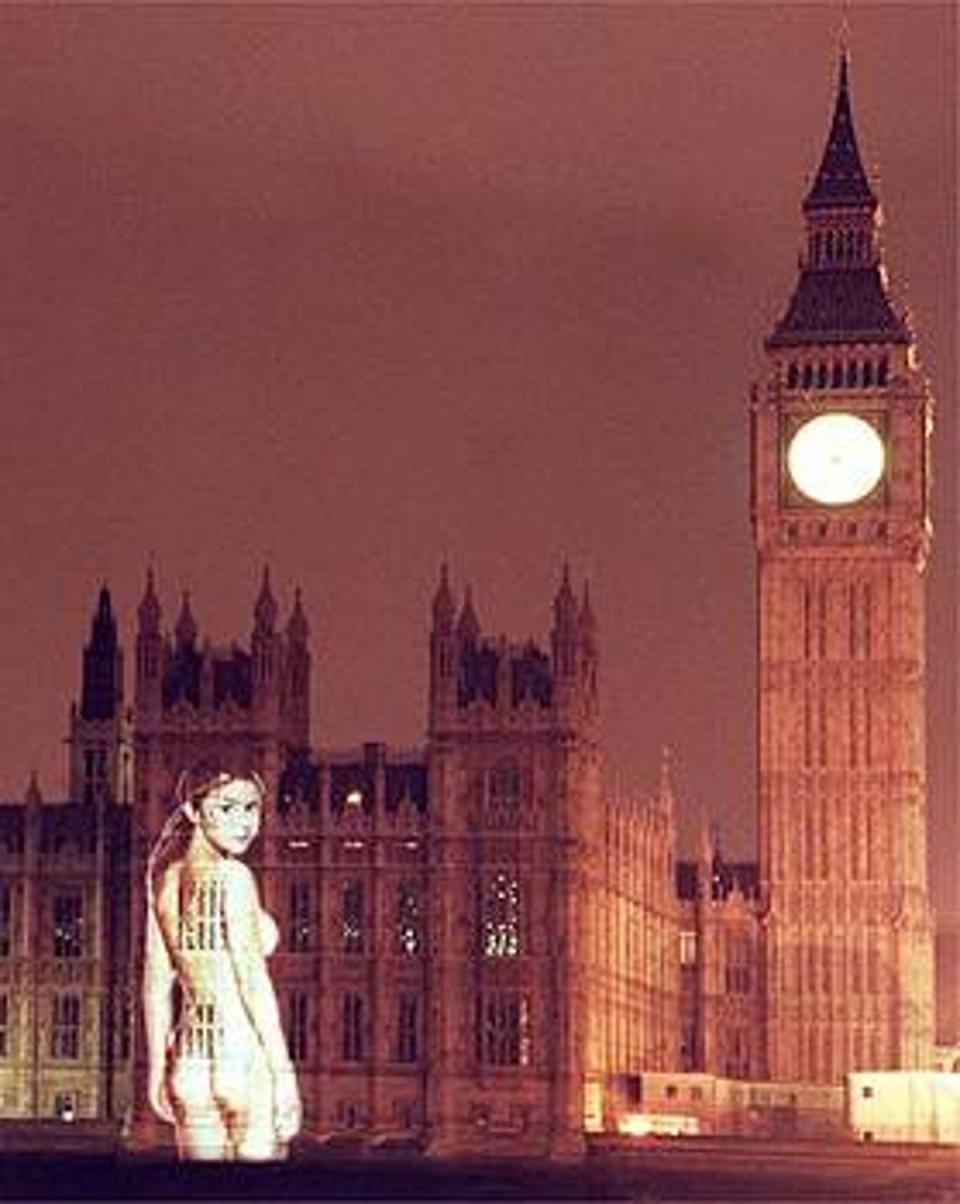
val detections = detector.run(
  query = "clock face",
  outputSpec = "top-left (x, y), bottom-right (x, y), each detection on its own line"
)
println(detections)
top-left (786, 412), bottom-right (885, 506)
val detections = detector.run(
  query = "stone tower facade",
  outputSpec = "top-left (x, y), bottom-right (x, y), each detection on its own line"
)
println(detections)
top-left (424, 566), bottom-right (676, 1151)
top-left (67, 585), bottom-right (133, 807)
top-left (752, 54), bottom-right (935, 1082)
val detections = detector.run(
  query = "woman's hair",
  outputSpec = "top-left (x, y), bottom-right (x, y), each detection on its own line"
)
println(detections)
top-left (178, 765), bottom-right (267, 810)
top-left (146, 766), bottom-right (267, 904)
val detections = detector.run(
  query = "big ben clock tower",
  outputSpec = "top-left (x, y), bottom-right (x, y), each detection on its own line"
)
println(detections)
top-left (752, 53), bottom-right (935, 1083)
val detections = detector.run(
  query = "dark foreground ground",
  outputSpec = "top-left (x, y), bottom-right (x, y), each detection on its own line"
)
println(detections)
top-left (0, 1128), bottom-right (956, 1202)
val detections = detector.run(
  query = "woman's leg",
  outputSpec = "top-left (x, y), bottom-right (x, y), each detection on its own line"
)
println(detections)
top-left (218, 1054), bottom-right (280, 1161)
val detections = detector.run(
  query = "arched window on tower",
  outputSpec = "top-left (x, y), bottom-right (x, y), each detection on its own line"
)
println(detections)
top-left (787, 362), bottom-right (798, 389)
top-left (832, 360), bottom-right (843, 387)
top-left (802, 363), bottom-right (813, 389)
top-left (825, 230), bottom-right (834, 262)
top-left (817, 363), bottom-right (828, 389)
top-left (847, 359), bottom-right (858, 388)
top-left (877, 357), bottom-right (888, 386)
top-left (862, 360), bottom-right (874, 387)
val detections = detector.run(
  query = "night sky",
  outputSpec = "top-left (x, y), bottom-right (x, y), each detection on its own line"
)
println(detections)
top-left (0, 5), bottom-right (955, 918)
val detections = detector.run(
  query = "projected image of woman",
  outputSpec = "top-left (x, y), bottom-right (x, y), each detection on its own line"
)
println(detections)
top-left (143, 769), bottom-right (301, 1160)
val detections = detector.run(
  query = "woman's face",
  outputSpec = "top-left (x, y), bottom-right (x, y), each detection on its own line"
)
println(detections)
top-left (191, 777), bottom-right (263, 857)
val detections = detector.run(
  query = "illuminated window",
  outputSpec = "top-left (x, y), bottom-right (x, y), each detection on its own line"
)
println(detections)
top-left (341, 880), bottom-right (364, 954)
top-left (0, 994), bottom-right (8, 1058)
top-left (342, 992), bottom-right (364, 1061)
top-left (480, 873), bottom-right (522, 958)
top-left (396, 881), bottom-right (421, 956)
top-left (52, 891), bottom-right (83, 959)
top-left (475, 992), bottom-right (531, 1067)
top-left (345, 789), bottom-right (364, 809)
top-left (288, 991), bottom-right (309, 1063)
top-left (679, 931), bottom-right (698, 967)
top-left (51, 994), bottom-right (81, 1059)
top-left (0, 884), bottom-right (11, 957)
top-left (288, 880), bottom-right (313, 952)
top-left (395, 994), bottom-right (419, 1063)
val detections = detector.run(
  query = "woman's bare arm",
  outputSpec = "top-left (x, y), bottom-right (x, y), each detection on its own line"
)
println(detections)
top-left (143, 893), bottom-right (176, 1122)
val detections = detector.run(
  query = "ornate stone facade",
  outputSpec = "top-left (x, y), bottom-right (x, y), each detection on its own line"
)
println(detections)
top-left (0, 569), bottom-right (677, 1156)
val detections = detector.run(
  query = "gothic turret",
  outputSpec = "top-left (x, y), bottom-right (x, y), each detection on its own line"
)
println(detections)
top-left (252, 567), bottom-right (281, 716)
top-left (429, 564), bottom-right (458, 731)
top-left (69, 585), bottom-right (131, 804)
top-left (286, 586), bottom-right (309, 645)
top-left (254, 565), bottom-right (278, 634)
top-left (136, 568), bottom-right (163, 715)
top-left (80, 585), bottom-right (123, 721)
top-left (283, 587), bottom-right (311, 746)
top-left (174, 591), bottom-right (197, 648)
top-left (550, 563), bottom-right (579, 681)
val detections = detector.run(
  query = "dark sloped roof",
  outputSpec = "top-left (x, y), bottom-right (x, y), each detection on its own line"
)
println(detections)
top-left (806, 55), bottom-right (876, 211)
top-left (767, 266), bottom-right (910, 347)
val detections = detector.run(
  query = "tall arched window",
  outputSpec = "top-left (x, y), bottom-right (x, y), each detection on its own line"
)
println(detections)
top-left (396, 881), bottom-right (422, 955)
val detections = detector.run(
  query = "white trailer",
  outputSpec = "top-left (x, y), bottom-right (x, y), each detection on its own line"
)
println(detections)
top-left (847, 1071), bottom-right (960, 1143)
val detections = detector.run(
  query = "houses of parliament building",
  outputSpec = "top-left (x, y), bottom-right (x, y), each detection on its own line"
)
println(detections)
top-left (0, 55), bottom-right (949, 1154)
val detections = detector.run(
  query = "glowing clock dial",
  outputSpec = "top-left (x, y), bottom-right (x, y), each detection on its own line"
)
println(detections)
top-left (786, 412), bottom-right (885, 506)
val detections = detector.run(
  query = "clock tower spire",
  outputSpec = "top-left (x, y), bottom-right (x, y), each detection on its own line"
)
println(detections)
top-left (752, 53), bottom-right (934, 1083)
